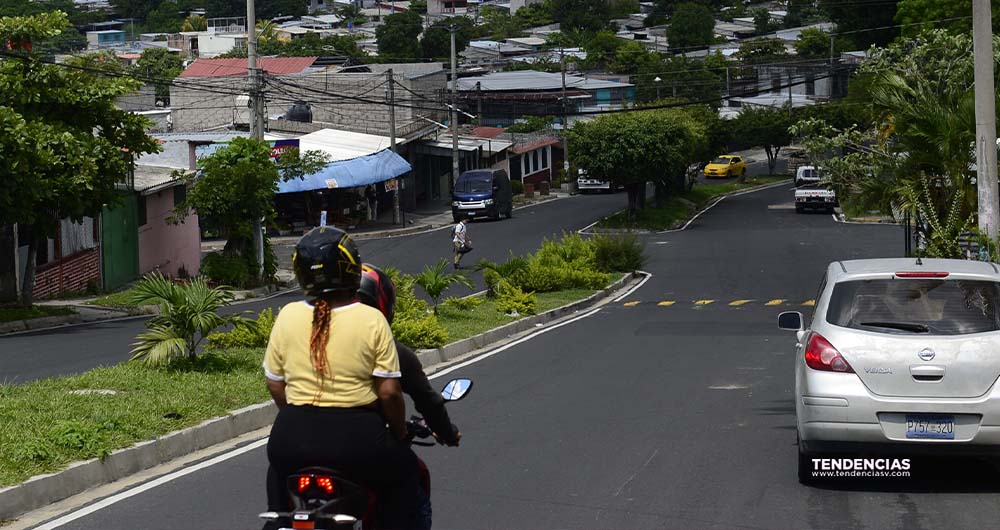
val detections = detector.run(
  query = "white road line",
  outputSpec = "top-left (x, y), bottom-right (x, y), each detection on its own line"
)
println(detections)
top-left (34, 282), bottom-right (623, 527)
top-left (32, 438), bottom-right (269, 530)
top-left (612, 271), bottom-right (652, 303)
top-left (428, 306), bottom-right (604, 380)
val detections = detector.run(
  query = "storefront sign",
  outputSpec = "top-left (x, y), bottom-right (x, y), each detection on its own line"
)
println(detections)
top-left (384, 179), bottom-right (398, 192)
top-left (325, 179), bottom-right (339, 188)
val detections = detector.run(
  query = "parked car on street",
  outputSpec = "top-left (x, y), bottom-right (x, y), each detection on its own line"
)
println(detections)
top-left (795, 184), bottom-right (837, 213)
top-left (577, 169), bottom-right (621, 193)
top-left (794, 166), bottom-right (822, 187)
top-left (703, 155), bottom-right (747, 178)
top-left (779, 258), bottom-right (1000, 483)
top-left (452, 169), bottom-right (513, 222)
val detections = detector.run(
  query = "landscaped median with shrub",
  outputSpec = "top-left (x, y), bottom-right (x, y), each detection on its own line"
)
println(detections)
top-left (0, 305), bottom-right (75, 324)
top-left (0, 233), bottom-right (645, 488)
top-left (597, 176), bottom-right (789, 231)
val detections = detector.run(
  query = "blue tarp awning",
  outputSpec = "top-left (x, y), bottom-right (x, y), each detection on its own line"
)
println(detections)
top-left (277, 149), bottom-right (411, 194)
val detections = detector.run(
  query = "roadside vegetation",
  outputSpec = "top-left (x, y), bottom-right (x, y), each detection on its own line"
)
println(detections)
top-left (0, 305), bottom-right (74, 323)
top-left (598, 176), bottom-right (788, 231)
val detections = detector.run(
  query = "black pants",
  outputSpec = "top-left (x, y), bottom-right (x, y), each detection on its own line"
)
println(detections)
top-left (265, 405), bottom-right (419, 530)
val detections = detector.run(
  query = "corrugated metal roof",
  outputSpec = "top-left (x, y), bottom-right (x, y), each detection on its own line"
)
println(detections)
top-left (452, 71), bottom-right (633, 92)
top-left (179, 57), bottom-right (318, 78)
top-left (134, 165), bottom-right (182, 195)
top-left (298, 128), bottom-right (393, 162)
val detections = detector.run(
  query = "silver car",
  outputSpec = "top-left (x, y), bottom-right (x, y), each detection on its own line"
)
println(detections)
top-left (778, 258), bottom-right (1000, 482)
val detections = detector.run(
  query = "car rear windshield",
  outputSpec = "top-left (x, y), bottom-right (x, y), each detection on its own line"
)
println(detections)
top-left (801, 169), bottom-right (819, 178)
top-left (456, 173), bottom-right (492, 193)
top-left (826, 279), bottom-right (1000, 335)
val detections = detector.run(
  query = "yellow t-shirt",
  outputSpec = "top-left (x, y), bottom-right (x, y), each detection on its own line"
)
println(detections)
top-left (263, 301), bottom-right (400, 407)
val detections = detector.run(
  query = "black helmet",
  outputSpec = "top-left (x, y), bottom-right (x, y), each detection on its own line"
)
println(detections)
top-left (358, 263), bottom-right (396, 324)
top-left (293, 227), bottom-right (362, 297)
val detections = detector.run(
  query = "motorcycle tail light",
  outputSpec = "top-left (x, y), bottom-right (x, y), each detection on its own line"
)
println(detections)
top-left (316, 476), bottom-right (335, 495)
top-left (297, 475), bottom-right (311, 492)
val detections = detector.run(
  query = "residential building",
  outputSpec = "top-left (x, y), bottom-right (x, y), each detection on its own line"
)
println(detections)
top-left (428, 0), bottom-right (468, 15)
top-left (86, 30), bottom-right (126, 49)
top-left (133, 166), bottom-right (201, 279)
top-left (451, 70), bottom-right (635, 127)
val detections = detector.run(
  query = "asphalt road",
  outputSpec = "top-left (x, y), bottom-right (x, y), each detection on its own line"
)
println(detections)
top-left (0, 193), bottom-right (624, 383)
top-left (30, 184), bottom-right (998, 530)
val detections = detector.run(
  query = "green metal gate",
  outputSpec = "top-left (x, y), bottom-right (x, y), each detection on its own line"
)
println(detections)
top-left (101, 194), bottom-right (139, 291)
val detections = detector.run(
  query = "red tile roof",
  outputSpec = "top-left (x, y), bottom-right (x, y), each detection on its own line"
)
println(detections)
top-left (472, 126), bottom-right (505, 139)
top-left (178, 57), bottom-right (318, 78)
top-left (512, 137), bottom-right (560, 154)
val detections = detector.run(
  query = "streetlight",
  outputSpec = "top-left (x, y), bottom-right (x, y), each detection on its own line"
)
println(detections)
top-left (653, 76), bottom-right (662, 101)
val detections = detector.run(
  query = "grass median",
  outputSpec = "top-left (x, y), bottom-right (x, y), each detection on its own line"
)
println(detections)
top-left (0, 284), bottom-right (622, 488)
top-left (597, 176), bottom-right (789, 231)
top-left (0, 305), bottom-right (75, 323)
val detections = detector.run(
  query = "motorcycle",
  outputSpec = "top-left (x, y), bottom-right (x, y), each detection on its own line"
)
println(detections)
top-left (258, 378), bottom-right (473, 530)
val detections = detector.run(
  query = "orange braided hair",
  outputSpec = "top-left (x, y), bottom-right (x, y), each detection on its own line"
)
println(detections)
top-left (309, 298), bottom-right (332, 374)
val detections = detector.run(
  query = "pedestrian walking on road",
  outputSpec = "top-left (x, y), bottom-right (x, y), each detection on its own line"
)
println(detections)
top-left (452, 216), bottom-right (472, 269)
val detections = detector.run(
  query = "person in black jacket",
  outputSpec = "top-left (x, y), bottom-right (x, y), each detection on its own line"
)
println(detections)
top-left (358, 263), bottom-right (461, 446)
top-left (358, 263), bottom-right (461, 530)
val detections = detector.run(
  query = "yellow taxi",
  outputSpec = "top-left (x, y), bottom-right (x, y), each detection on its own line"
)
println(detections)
top-left (703, 155), bottom-right (747, 178)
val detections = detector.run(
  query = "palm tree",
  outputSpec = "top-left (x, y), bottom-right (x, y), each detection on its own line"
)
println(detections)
top-left (475, 252), bottom-right (529, 296)
top-left (128, 273), bottom-right (241, 366)
top-left (414, 260), bottom-right (474, 314)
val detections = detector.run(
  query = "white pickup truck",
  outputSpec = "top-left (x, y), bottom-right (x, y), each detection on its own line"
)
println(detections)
top-left (577, 169), bottom-right (621, 193)
top-left (794, 184), bottom-right (838, 213)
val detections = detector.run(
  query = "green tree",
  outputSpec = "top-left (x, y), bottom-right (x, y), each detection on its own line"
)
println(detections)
top-left (818, 0), bottom-right (898, 49)
top-left (666, 3), bottom-right (715, 51)
top-left (414, 260), bottom-right (474, 314)
top-left (735, 37), bottom-right (787, 63)
top-left (609, 40), bottom-right (660, 75)
top-left (109, 0), bottom-right (162, 19)
top-left (129, 273), bottom-right (242, 366)
top-left (580, 30), bottom-right (622, 68)
top-left (204, 0), bottom-right (244, 17)
top-left (223, 33), bottom-right (366, 59)
top-left (552, 0), bottom-right (608, 33)
top-left (0, 13), bottom-right (159, 305)
top-left (567, 109), bottom-right (707, 218)
top-left (795, 27), bottom-right (832, 58)
top-left (512, 0), bottom-right (555, 28)
top-left (257, 0), bottom-right (309, 19)
top-left (132, 47), bottom-right (184, 104)
top-left (145, 0), bottom-right (184, 33)
top-left (175, 138), bottom-right (329, 284)
top-left (376, 10), bottom-right (422, 59)
top-left (181, 14), bottom-right (207, 31)
top-left (895, 0), bottom-right (1000, 37)
top-left (731, 105), bottom-right (793, 177)
top-left (421, 17), bottom-right (474, 59)
top-left (753, 8), bottom-right (778, 35)
top-left (410, 0), bottom-right (428, 13)
top-left (609, 0), bottom-right (640, 17)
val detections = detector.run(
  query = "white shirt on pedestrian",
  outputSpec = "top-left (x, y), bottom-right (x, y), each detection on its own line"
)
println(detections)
top-left (453, 222), bottom-right (467, 244)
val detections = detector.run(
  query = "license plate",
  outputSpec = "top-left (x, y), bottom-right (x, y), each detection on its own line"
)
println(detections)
top-left (905, 414), bottom-right (955, 439)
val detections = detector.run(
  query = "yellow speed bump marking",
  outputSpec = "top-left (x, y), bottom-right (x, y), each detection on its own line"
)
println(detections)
top-left (694, 300), bottom-right (715, 306)
top-left (623, 301), bottom-right (641, 307)
top-left (658, 301), bottom-right (676, 306)
top-left (729, 299), bottom-right (754, 307)
top-left (802, 300), bottom-right (816, 307)
top-left (765, 299), bottom-right (785, 306)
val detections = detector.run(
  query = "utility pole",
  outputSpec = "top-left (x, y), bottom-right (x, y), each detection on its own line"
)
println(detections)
top-left (476, 81), bottom-right (482, 127)
top-left (974, 0), bottom-right (999, 239)
top-left (560, 47), bottom-right (570, 175)
top-left (450, 24), bottom-right (460, 187)
top-left (247, 0), bottom-right (266, 277)
top-left (787, 72), bottom-right (793, 117)
top-left (388, 69), bottom-right (401, 224)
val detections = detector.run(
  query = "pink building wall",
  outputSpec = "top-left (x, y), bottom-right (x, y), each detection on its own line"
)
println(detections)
top-left (138, 187), bottom-right (201, 278)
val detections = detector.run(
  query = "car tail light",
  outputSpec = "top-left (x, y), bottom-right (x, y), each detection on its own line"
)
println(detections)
top-left (895, 272), bottom-right (949, 278)
top-left (804, 333), bottom-right (854, 373)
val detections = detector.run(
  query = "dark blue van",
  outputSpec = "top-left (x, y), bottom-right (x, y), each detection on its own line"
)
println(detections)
top-left (451, 169), bottom-right (514, 222)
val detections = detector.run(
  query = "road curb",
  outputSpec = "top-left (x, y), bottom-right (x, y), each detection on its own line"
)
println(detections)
top-left (0, 271), bottom-right (641, 523)
top-left (414, 271), bottom-right (638, 368)
top-left (0, 308), bottom-right (134, 336)
top-left (0, 402), bottom-right (277, 521)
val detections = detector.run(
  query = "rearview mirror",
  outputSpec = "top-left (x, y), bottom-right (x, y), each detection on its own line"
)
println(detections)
top-left (778, 311), bottom-right (804, 331)
top-left (441, 378), bottom-right (473, 401)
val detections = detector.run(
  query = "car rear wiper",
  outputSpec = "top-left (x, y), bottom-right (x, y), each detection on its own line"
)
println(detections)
top-left (859, 321), bottom-right (930, 333)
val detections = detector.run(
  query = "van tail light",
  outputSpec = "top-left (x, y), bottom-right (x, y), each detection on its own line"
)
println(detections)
top-left (804, 333), bottom-right (854, 373)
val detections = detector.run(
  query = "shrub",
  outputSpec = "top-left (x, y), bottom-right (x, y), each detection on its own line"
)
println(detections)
top-left (515, 262), bottom-right (565, 293)
top-left (201, 252), bottom-right (250, 288)
top-left (496, 280), bottom-right (537, 316)
top-left (476, 252), bottom-right (529, 296)
top-left (443, 296), bottom-right (483, 311)
top-left (560, 267), bottom-right (612, 289)
top-left (206, 308), bottom-right (275, 350)
top-left (592, 233), bottom-right (647, 272)
top-left (385, 268), bottom-right (431, 319)
top-left (511, 179), bottom-right (524, 195)
top-left (535, 232), bottom-right (596, 270)
top-left (414, 260), bottom-right (474, 314)
top-left (392, 314), bottom-right (449, 349)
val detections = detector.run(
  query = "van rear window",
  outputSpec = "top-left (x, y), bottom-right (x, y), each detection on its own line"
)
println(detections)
top-left (826, 279), bottom-right (1000, 335)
